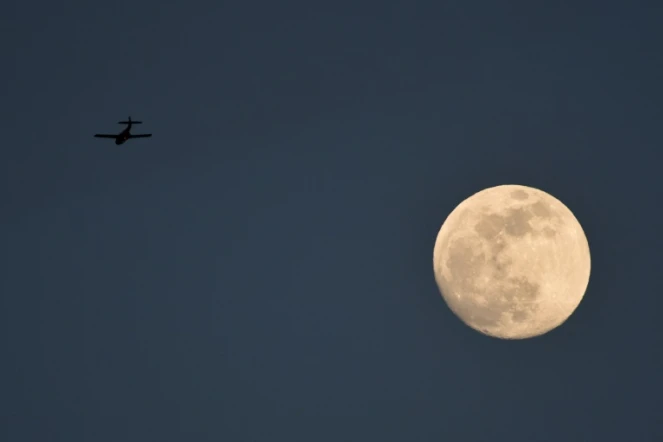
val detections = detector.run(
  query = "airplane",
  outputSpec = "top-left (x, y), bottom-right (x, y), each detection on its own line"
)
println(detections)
top-left (94, 116), bottom-right (152, 145)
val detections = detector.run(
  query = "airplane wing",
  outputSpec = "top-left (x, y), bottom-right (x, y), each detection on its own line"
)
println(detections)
top-left (129, 134), bottom-right (152, 138)
top-left (94, 134), bottom-right (117, 138)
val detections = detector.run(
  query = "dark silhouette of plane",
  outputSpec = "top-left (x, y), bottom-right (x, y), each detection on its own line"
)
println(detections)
top-left (94, 116), bottom-right (152, 145)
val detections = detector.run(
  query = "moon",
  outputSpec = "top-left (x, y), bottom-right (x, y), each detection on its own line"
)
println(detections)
top-left (433, 185), bottom-right (591, 339)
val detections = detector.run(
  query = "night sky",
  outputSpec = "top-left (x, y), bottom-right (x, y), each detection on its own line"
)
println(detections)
top-left (3, 1), bottom-right (662, 441)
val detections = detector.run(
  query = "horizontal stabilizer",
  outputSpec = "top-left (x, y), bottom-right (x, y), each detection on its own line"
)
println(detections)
top-left (118, 120), bottom-right (141, 124)
top-left (94, 134), bottom-right (117, 138)
top-left (129, 134), bottom-right (152, 138)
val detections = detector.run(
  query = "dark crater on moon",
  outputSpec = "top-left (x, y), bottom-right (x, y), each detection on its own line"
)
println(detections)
top-left (475, 199), bottom-right (558, 240)
top-left (474, 207), bottom-right (533, 239)
top-left (504, 207), bottom-right (533, 236)
top-left (510, 189), bottom-right (529, 200)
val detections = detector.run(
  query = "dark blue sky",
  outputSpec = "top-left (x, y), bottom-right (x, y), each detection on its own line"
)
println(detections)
top-left (3, 1), bottom-right (662, 441)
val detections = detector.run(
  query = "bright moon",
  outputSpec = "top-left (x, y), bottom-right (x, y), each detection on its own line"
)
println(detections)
top-left (433, 185), bottom-right (591, 339)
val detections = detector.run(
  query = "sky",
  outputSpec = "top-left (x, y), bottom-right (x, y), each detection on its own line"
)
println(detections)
top-left (3, 1), bottom-right (663, 441)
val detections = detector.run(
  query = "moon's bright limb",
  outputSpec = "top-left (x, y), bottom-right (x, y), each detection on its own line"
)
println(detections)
top-left (433, 185), bottom-right (591, 339)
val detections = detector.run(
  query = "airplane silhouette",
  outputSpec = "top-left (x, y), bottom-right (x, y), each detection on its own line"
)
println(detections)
top-left (94, 116), bottom-right (152, 145)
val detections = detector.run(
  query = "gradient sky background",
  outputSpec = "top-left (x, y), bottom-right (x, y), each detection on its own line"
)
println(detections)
top-left (3, 1), bottom-right (662, 441)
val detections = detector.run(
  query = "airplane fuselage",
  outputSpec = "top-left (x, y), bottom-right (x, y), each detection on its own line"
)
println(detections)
top-left (115, 124), bottom-right (132, 144)
top-left (115, 131), bottom-right (130, 144)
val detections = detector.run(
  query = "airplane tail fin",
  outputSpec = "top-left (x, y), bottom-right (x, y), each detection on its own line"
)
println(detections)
top-left (118, 116), bottom-right (142, 124)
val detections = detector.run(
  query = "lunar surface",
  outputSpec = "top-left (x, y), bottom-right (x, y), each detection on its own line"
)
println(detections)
top-left (433, 185), bottom-right (591, 339)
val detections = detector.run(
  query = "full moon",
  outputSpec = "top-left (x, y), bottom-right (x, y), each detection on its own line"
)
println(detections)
top-left (433, 185), bottom-right (591, 339)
